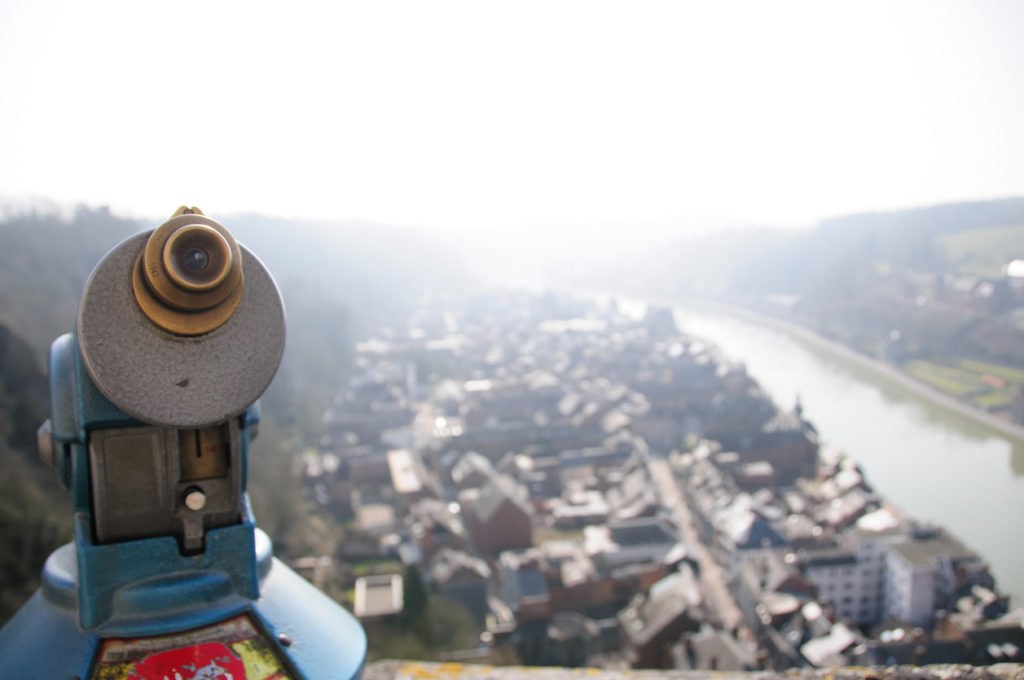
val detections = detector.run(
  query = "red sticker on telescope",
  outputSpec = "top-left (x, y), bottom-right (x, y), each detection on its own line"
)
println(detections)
top-left (90, 614), bottom-right (293, 680)
top-left (131, 642), bottom-right (245, 679)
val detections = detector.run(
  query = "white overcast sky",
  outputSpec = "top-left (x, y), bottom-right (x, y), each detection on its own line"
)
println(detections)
top-left (0, 0), bottom-right (1022, 233)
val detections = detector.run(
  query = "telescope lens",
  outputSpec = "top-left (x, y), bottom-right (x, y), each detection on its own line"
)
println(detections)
top-left (184, 247), bottom-right (210, 272)
top-left (164, 225), bottom-right (232, 291)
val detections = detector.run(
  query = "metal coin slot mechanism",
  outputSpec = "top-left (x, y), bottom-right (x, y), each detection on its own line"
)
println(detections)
top-left (88, 419), bottom-right (242, 554)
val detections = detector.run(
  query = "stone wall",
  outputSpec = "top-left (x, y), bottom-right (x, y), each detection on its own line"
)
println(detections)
top-left (364, 661), bottom-right (1024, 680)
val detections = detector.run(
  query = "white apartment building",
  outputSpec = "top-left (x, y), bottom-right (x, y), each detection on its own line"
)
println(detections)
top-left (803, 552), bottom-right (862, 623)
top-left (882, 529), bottom-right (983, 627)
top-left (804, 526), bottom-right (905, 625)
top-left (804, 526), bottom-right (981, 628)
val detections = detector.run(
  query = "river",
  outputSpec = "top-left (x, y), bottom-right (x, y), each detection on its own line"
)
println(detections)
top-left (670, 305), bottom-right (1024, 605)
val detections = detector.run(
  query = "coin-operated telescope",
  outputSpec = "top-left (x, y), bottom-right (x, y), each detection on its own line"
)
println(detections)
top-left (0, 208), bottom-right (366, 679)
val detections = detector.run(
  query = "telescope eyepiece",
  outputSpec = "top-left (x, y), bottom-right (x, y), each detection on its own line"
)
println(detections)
top-left (132, 211), bottom-right (244, 335)
top-left (164, 224), bottom-right (232, 292)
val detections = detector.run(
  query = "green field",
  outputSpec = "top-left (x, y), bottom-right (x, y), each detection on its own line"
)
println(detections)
top-left (906, 358), bottom-right (1021, 412)
top-left (938, 224), bottom-right (1024, 277)
top-left (958, 359), bottom-right (1024, 383)
top-left (906, 360), bottom-right (984, 395)
top-left (973, 391), bottom-right (1015, 409)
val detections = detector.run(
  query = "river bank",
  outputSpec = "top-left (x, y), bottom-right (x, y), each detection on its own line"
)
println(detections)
top-left (687, 299), bottom-right (1024, 444)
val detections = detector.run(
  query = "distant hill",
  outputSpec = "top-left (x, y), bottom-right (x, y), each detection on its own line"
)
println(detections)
top-left (0, 206), bottom-right (139, 360)
top-left (224, 213), bottom-right (474, 338)
top-left (938, 224), bottom-right (1024, 277)
top-left (666, 197), bottom-right (1024, 380)
top-left (657, 197), bottom-right (1024, 299)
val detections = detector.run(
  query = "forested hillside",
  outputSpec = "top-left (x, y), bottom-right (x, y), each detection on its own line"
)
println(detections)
top-left (0, 321), bottom-right (69, 623)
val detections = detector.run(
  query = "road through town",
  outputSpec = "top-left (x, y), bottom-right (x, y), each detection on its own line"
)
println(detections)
top-left (649, 457), bottom-right (745, 633)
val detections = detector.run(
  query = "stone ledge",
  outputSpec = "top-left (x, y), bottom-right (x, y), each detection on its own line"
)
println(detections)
top-left (364, 661), bottom-right (1024, 680)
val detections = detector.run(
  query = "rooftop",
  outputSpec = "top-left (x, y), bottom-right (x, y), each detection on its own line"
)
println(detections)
top-left (354, 574), bottom-right (404, 619)
top-left (890, 532), bottom-right (977, 568)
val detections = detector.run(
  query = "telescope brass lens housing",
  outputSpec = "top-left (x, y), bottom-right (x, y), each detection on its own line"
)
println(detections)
top-left (133, 212), bottom-right (244, 335)
top-left (163, 225), bottom-right (233, 293)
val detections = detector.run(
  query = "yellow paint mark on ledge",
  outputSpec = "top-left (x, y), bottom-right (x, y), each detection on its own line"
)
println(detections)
top-left (399, 662), bottom-right (467, 680)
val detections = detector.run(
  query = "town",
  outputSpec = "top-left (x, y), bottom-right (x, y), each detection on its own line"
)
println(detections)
top-left (291, 291), bottom-right (1023, 670)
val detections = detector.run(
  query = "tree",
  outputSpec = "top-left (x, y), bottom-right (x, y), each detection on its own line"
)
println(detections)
top-left (399, 564), bottom-right (427, 631)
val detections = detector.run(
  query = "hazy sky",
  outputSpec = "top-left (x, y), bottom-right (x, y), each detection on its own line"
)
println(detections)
top-left (1, 0), bottom-right (1022, 233)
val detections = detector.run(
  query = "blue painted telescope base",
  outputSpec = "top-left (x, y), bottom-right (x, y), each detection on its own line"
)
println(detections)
top-left (0, 528), bottom-right (366, 679)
